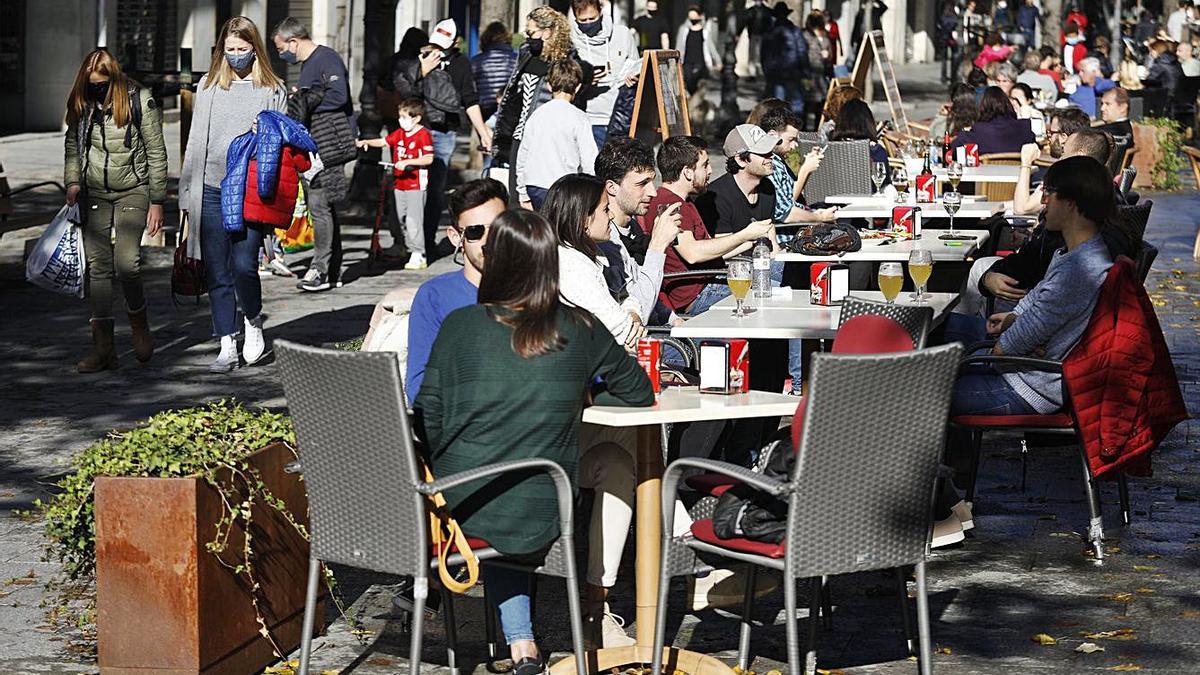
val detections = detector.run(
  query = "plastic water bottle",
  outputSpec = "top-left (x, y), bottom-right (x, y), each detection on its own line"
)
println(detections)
top-left (752, 238), bottom-right (772, 300)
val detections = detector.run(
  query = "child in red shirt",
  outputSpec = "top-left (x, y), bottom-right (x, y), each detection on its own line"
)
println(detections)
top-left (358, 98), bottom-right (434, 269)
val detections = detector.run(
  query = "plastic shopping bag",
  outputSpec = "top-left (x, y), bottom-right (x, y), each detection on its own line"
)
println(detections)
top-left (275, 181), bottom-right (315, 253)
top-left (26, 205), bottom-right (86, 298)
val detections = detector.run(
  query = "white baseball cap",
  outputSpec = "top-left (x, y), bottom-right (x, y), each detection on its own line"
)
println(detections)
top-left (723, 124), bottom-right (781, 157)
top-left (430, 19), bottom-right (458, 48)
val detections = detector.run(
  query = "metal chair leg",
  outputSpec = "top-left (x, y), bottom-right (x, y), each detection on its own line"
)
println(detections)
top-left (298, 557), bottom-right (321, 674)
top-left (483, 585), bottom-right (502, 666)
top-left (650, 537), bottom-right (676, 675)
top-left (894, 567), bottom-right (916, 655)
top-left (1078, 446), bottom-right (1105, 560)
top-left (737, 566), bottom-right (758, 671)
top-left (965, 430), bottom-right (983, 503)
top-left (914, 561), bottom-right (933, 675)
top-left (821, 575), bottom-right (833, 630)
top-left (409, 576), bottom-right (428, 675)
top-left (783, 570), bottom-right (801, 675)
top-left (1118, 472), bottom-right (1132, 526)
top-left (441, 586), bottom-right (459, 675)
top-left (1020, 438), bottom-right (1029, 493)
top-left (805, 577), bottom-right (821, 675)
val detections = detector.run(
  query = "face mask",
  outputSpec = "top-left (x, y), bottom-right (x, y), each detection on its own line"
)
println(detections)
top-left (279, 45), bottom-right (299, 64)
top-left (647, 9), bottom-right (657, 15)
top-left (225, 50), bottom-right (256, 71)
top-left (578, 20), bottom-right (603, 37)
top-left (526, 37), bottom-right (544, 55)
top-left (690, 18), bottom-right (702, 26)
top-left (398, 116), bottom-right (416, 132)
top-left (87, 81), bottom-right (110, 102)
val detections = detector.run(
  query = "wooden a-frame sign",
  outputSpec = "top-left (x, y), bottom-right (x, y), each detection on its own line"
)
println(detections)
top-left (850, 30), bottom-right (910, 136)
top-left (629, 49), bottom-right (691, 142)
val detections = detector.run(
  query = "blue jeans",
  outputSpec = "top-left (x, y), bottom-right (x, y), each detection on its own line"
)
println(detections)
top-left (200, 185), bottom-right (263, 337)
top-left (591, 125), bottom-right (608, 150)
top-left (482, 565), bottom-right (534, 644)
top-left (951, 370), bottom-right (1037, 416)
top-left (526, 185), bottom-right (548, 210)
top-left (767, 79), bottom-right (805, 116)
top-left (424, 129), bottom-right (457, 251)
top-left (942, 313), bottom-right (988, 347)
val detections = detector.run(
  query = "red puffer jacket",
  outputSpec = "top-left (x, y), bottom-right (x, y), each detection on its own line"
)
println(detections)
top-left (1063, 257), bottom-right (1188, 479)
top-left (243, 146), bottom-right (312, 227)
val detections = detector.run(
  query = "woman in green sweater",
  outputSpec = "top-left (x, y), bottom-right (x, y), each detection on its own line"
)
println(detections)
top-left (63, 48), bottom-right (168, 372)
top-left (415, 208), bottom-right (654, 674)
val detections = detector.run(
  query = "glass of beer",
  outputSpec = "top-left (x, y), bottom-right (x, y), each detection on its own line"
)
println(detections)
top-left (947, 162), bottom-right (964, 192)
top-left (879, 263), bottom-right (904, 304)
top-left (908, 249), bottom-right (933, 303)
top-left (727, 259), bottom-right (752, 317)
top-left (892, 166), bottom-right (910, 203)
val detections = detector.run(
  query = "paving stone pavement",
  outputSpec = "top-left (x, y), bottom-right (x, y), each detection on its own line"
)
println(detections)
top-left (1, 63), bottom-right (1198, 674)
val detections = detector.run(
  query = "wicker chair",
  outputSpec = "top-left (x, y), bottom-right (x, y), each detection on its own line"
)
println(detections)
top-left (275, 342), bottom-right (587, 675)
top-left (838, 296), bottom-right (935, 349)
top-left (651, 345), bottom-right (963, 675)
top-left (977, 152), bottom-right (1022, 202)
top-left (797, 139), bottom-right (872, 203)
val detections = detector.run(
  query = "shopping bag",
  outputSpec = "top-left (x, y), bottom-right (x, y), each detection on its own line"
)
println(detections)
top-left (275, 182), bottom-right (315, 253)
top-left (26, 205), bottom-right (86, 298)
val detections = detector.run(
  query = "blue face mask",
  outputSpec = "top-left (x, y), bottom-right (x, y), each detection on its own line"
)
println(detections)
top-left (225, 50), bottom-right (256, 71)
top-left (279, 46), bottom-right (299, 64)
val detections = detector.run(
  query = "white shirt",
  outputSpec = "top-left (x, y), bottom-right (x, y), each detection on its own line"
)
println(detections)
top-left (515, 99), bottom-right (598, 203)
top-left (558, 245), bottom-right (643, 343)
top-left (1168, 8), bottom-right (1188, 42)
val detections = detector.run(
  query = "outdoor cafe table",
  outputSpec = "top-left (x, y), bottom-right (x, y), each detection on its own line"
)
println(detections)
top-left (775, 229), bottom-right (990, 263)
top-left (933, 165), bottom-right (1022, 183)
top-left (548, 388), bottom-right (802, 675)
top-left (820, 201), bottom-right (1006, 220)
top-left (670, 291), bottom-right (960, 340)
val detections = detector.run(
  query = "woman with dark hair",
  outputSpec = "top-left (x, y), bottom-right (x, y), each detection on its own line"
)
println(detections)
top-left (415, 208), bottom-right (653, 671)
top-left (830, 98), bottom-right (888, 163)
top-left (818, 83), bottom-right (861, 140)
top-left (471, 22), bottom-right (519, 120)
top-left (949, 85), bottom-right (1034, 154)
top-left (930, 81), bottom-right (978, 139)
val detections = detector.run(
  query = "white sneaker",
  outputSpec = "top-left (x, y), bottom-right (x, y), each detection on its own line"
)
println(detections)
top-left (243, 315), bottom-right (266, 366)
top-left (931, 514), bottom-right (966, 549)
top-left (951, 500), bottom-right (974, 532)
top-left (210, 335), bottom-right (239, 373)
top-left (584, 602), bottom-right (636, 649)
top-left (688, 567), bottom-right (779, 611)
top-left (405, 252), bottom-right (428, 270)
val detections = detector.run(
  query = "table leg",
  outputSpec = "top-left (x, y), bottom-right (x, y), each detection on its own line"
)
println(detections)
top-left (549, 425), bottom-right (734, 675)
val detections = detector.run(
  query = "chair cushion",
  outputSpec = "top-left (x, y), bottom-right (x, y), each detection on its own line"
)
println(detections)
top-left (832, 315), bottom-right (915, 354)
top-left (690, 518), bottom-right (785, 558)
top-left (432, 536), bottom-right (491, 557)
top-left (685, 473), bottom-right (738, 496)
top-left (951, 413), bottom-right (1074, 428)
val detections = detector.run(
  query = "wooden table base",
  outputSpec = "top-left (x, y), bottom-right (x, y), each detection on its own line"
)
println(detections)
top-left (548, 645), bottom-right (734, 675)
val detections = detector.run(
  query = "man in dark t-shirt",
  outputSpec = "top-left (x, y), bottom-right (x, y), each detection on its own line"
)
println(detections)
top-left (632, 0), bottom-right (671, 51)
top-left (695, 124), bottom-right (780, 239)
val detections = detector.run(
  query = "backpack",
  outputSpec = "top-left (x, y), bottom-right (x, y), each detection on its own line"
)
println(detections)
top-left (783, 222), bottom-right (862, 256)
top-left (712, 430), bottom-right (794, 543)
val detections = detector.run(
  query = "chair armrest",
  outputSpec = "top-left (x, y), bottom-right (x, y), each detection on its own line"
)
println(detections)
top-left (965, 339), bottom-right (996, 353)
top-left (418, 458), bottom-right (571, 497)
top-left (960, 353), bottom-right (1063, 373)
top-left (662, 270), bottom-right (727, 282)
top-left (664, 457), bottom-right (790, 498)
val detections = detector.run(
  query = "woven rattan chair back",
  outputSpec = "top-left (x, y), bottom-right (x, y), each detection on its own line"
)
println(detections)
top-left (276, 341), bottom-right (428, 577)
top-left (797, 138), bottom-right (871, 203)
top-left (1118, 200), bottom-right (1152, 241)
top-left (838, 295), bottom-right (934, 348)
top-left (978, 153), bottom-right (1021, 202)
top-left (785, 345), bottom-right (962, 577)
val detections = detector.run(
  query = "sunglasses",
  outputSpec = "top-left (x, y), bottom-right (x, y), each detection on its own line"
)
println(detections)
top-left (458, 223), bottom-right (488, 242)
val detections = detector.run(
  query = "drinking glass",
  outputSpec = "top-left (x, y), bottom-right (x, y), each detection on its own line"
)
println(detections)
top-left (892, 167), bottom-right (910, 203)
top-left (939, 191), bottom-right (963, 240)
top-left (947, 162), bottom-right (964, 193)
top-left (727, 260), bottom-right (752, 317)
top-left (908, 249), bottom-right (933, 303)
top-left (878, 262), bottom-right (904, 304)
top-left (871, 161), bottom-right (888, 194)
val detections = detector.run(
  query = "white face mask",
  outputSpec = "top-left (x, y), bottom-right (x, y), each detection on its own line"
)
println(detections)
top-left (398, 116), bottom-right (416, 132)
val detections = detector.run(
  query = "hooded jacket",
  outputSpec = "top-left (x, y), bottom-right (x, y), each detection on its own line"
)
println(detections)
top-left (570, 10), bottom-right (642, 126)
top-left (64, 85), bottom-right (168, 203)
top-left (220, 111), bottom-right (318, 233)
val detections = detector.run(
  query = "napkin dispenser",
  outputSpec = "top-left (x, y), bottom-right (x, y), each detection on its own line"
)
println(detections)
top-left (810, 262), bottom-right (849, 306)
top-left (699, 340), bottom-right (749, 394)
top-left (892, 205), bottom-right (923, 239)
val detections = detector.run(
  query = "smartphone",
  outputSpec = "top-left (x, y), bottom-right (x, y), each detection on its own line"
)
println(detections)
top-left (699, 341), bottom-right (732, 394)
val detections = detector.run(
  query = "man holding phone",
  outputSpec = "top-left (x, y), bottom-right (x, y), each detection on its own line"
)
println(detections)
top-left (757, 109), bottom-right (838, 224)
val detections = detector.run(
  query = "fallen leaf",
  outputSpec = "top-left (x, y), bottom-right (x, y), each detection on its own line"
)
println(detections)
top-left (935, 646), bottom-right (952, 655)
top-left (1182, 610), bottom-right (1200, 618)
top-left (1107, 665), bottom-right (1141, 671)
top-left (1144, 554), bottom-right (1161, 560)
top-left (1132, 566), bottom-right (1157, 572)
top-left (1076, 642), bottom-right (1106, 653)
top-left (366, 658), bottom-right (395, 667)
top-left (1032, 633), bottom-right (1058, 645)
top-left (816, 670), bottom-right (845, 675)
top-left (1083, 628), bottom-right (1137, 640)
top-left (1135, 588), bottom-right (1156, 594)
top-left (1107, 546), bottom-right (1122, 554)
top-left (1106, 593), bottom-right (1134, 602)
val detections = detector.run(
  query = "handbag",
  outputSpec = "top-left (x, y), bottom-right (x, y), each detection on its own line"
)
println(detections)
top-left (784, 222), bottom-right (863, 256)
top-left (171, 215), bottom-right (207, 304)
top-left (420, 458), bottom-right (480, 594)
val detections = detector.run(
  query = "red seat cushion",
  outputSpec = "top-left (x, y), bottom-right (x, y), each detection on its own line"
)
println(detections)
top-left (685, 473), bottom-right (739, 496)
top-left (833, 315), bottom-right (914, 354)
top-left (432, 536), bottom-right (491, 557)
top-left (951, 413), bottom-right (1074, 429)
top-left (690, 518), bottom-right (785, 558)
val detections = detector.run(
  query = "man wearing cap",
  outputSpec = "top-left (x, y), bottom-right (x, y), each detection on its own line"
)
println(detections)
top-left (695, 125), bottom-right (781, 249)
top-left (420, 19), bottom-right (495, 253)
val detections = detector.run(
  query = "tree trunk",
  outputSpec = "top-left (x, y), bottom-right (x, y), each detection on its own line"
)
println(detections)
top-left (1042, 0), bottom-right (1061, 51)
top-left (481, 0), bottom-right (515, 31)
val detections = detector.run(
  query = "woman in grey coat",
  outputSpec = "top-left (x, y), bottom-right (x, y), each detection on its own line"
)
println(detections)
top-left (179, 16), bottom-right (287, 373)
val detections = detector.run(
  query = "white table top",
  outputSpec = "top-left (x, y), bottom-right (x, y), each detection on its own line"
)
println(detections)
top-left (670, 291), bottom-right (959, 340)
top-left (830, 201), bottom-right (1005, 220)
top-left (932, 165), bottom-right (1022, 183)
top-left (824, 193), bottom-right (991, 205)
top-left (775, 229), bottom-right (989, 262)
top-left (582, 387), bottom-right (800, 426)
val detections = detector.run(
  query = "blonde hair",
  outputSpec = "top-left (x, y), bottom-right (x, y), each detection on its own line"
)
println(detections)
top-left (528, 6), bottom-right (572, 62)
top-left (204, 16), bottom-right (284, 91)
top-left (66, 49), bottom-right (133, 127)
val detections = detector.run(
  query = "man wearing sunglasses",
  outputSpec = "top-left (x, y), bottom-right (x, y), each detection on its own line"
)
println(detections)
top-left (405, 178), bottom-right (507, 405)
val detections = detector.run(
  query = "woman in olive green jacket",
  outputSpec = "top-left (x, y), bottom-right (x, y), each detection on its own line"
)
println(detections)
top-left (63, 48), bottom-right (168, 372)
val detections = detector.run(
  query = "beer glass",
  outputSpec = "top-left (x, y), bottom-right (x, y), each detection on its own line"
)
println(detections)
top-left (908, 249), bottom-right (933, 303)
top-left (879, 262), bottom-right (904, 304)
top-left (947, 162), bottom-right (964, 192)
top-left (727, 260), bottom-right (752, 317)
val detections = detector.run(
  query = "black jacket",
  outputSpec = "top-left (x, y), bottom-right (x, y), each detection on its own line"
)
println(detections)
top-left (1146, 52), bottom-right (1183, 95)
top-left (493, 47), bottom-right (592, 164)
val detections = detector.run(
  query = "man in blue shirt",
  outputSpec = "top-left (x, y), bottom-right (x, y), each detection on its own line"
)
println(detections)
top-left (405, 178), bottom-right (507, 404)
top-left (1068, 57), bottom-right (1116, 118)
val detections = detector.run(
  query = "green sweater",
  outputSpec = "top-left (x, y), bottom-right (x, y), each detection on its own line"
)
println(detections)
top-left (415, 303), bottom-right (654, 556)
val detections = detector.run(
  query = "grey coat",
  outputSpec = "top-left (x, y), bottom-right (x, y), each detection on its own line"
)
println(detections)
top-left (179, 74), bottom-right (287, 260)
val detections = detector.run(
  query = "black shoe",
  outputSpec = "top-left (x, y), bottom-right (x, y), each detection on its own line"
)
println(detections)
top-left (297, 271), bottom-right (332, 292)
top-left (513, 656), bottom-right (546, 675)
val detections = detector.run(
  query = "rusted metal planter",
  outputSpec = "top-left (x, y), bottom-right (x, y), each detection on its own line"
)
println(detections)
top-left (1130, 122), bottom-right (1161, 190)
top-left (94, 442), bottom-right (322, 674)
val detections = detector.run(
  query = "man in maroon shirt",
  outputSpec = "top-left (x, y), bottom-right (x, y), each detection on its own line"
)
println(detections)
top-left (640, 135), bottom-right (772, 323)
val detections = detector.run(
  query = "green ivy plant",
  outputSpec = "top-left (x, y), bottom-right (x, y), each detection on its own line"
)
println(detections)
top-left (1141, 117), bottom-right (1185, 191)
top-left (34, 400), bottom-right (352, 655)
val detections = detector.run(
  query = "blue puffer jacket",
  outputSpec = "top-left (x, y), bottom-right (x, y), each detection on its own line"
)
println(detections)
top-left (221, 111), bottom-right (318, 233)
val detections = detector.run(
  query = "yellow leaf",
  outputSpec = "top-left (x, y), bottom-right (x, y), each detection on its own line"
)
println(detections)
top-left (1107, 665), bottom-right (1141, 671)
top-left (1132, 565), bottom-right (1157, 572)
top-left (935, 646), bottom-right (952, 655)
top-left (322, 671), bottom-right (340, 675)
top-left (1145, 554), bottom-right (1161, 560)
top-left (1083, 628), bottom-right (1137, 640)
top-left (1135, 587), bottom-right (1156, 594)
top-left (1032, 633), bottom-right (1058, 645)
top-left (1107, 593), bottom-right (1134, 602)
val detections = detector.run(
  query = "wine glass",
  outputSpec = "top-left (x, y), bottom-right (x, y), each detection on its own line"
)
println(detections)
top-left (878, 262), bottom-right (904, 304)
top-left (947, 162), bottom-right (964, 193)
top-left (908, 249), bottom-right (933, 303)
top-left (939, 191), bottom-right (963, 240)
top-left (892, 167), bottom-right (910, 203)
top-left (727, 260), bottom-right (752, 317)
top-left (871, 161), bottom-right (888, 195)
